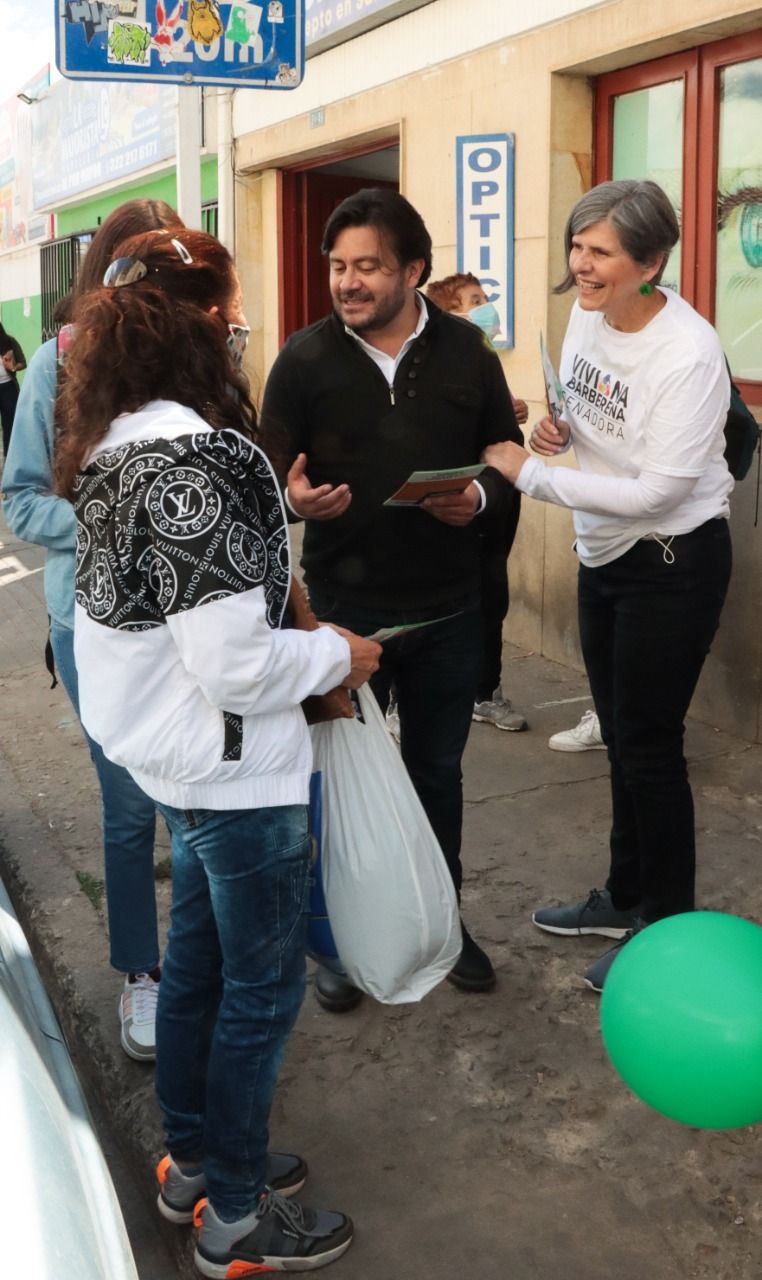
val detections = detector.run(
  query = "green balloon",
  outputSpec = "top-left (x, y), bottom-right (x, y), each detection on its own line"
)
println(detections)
top-left (601, 911), bottom-right (762, 1129)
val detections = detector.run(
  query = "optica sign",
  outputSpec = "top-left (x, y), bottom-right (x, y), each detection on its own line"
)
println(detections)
top-left (456, 133), bottom-right (515, 350)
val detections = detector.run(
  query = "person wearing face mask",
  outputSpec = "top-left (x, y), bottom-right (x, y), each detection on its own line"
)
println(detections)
top-left (426, 272), bottom-right (530, 733)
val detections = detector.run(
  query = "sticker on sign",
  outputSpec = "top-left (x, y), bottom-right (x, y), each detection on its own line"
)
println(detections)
top-left (57, 0), bottom-right (305, 88)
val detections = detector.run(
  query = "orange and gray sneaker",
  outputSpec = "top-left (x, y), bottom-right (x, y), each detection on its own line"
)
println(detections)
top-left (193, 1191), bottom-right (353, 1276)
top-left (156, 1153), bottom-right (308, 1225)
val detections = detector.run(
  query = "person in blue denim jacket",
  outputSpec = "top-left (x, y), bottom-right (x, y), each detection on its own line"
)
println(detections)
top-left (2, 198), bottom-right (183, 1062)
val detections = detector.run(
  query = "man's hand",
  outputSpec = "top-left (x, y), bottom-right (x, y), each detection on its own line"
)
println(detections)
top-left (422, 482), bottom-right (480, 527)
top-left (511, 396), bottom-right (529, 425)
top-left (321, 624), bottom-right (382, 688)
top-left (2, 351), bottom-right (17, 374)
top-left (529, 415), bottom-right (571, 456)
top-left (482, 441), bottom-right (532, 485)
top-left (287, 453), bottom-right (352, 520)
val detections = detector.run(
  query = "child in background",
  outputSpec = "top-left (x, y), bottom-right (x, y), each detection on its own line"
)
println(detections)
top-left (426, 272), bottom-right (530, 732)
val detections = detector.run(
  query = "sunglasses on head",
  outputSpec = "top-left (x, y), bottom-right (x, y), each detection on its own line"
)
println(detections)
top-left (103, 238), bottom-right (193, 288)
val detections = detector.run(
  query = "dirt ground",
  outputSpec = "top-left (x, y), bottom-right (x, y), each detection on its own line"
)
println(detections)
top-left (2, 518), bottom-right (762, 1280)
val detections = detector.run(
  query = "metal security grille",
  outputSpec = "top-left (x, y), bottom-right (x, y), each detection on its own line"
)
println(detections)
top-left (202, 201), bottom-right (218, 238)
top-left (39, 232), bottom-right (93, 341)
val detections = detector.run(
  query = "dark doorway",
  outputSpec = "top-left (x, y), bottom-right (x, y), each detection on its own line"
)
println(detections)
top-left (279, 143), bottom-right (399, 340)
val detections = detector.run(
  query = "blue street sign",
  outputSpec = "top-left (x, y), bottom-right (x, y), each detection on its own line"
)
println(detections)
top-left (56, 1), bottom-right (305, 88)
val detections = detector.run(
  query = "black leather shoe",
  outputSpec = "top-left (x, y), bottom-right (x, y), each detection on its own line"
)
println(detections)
top-left (446, 922), bottom-right (496, 992)
top-left (315, 965), bottom-right (364, 1012)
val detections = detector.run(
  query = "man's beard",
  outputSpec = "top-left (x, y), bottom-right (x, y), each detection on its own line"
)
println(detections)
top-left (334, 276), bottom-right (407, 335)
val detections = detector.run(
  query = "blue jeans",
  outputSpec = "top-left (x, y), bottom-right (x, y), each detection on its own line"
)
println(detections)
top-left (50, 623), bottom-right (159, 973)
top-left (308, 588), bottom-right (483, 895)
top-left (154, 803), bottom-right (310, 1222)
top-left (578, 518), bottom-right (732, 922)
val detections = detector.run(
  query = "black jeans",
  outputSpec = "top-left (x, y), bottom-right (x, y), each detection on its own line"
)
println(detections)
top-left (578, 518), bottom-right (732, 922)
top-left (477, 494), bottom-right (521, 700)
top-left (308, 587), bottom-right (483, 896)
top-left (0, 379), bottom-right (19, 457)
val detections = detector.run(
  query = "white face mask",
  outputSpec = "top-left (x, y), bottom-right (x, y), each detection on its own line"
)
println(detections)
top-left (226, 323), bottom-right (251, 368)
top-left (467, 301), bottom-right (500, 340)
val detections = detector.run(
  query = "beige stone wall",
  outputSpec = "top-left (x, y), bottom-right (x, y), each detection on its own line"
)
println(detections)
top-left (235, 0), bottom-right (762, 741)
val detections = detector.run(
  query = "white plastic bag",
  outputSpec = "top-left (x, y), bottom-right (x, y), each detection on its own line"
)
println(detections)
top-left (309, 684), bottom-right (461, 1003)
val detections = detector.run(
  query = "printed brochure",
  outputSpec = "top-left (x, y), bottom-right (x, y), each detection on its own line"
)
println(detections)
top-left (540, 332), bottom-right (565, 422)
top-left (383, 464), bottom-right (486, 507)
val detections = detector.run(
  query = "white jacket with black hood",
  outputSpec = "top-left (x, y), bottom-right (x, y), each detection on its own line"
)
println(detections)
top-left (73, 400), bottom-right (350, 810)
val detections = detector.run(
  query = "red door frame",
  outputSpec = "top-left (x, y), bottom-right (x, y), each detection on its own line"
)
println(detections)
top-left (277, 137), bottom-right (400, 343)
top-left (594, 50), bottom-right (699, 306)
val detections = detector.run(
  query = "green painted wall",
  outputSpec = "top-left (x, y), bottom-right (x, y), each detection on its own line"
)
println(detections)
top-left (6, 159), bottom-right (218, 363)
top-left (56, 158), bottom-right (218, 236)
top-left (0, 295), bottom-right (42, 385)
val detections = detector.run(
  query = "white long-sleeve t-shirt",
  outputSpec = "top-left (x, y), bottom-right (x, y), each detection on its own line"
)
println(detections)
top-left (517, 290), bottom-right (733, 566)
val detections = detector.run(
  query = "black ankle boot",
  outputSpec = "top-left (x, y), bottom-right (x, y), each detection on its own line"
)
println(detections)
top-left (315, 965), bottom-right (364, 1012)
top-left (446, 922), bottom-right (496, 992)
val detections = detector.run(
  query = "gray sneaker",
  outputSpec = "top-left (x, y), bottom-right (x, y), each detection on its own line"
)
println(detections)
top-left (583, 919), bottom-right (647, 992)
top-left (156, 1152), bottom-right (308, 1224)
top-left (194, 1191), bottom-right (353, 1276)
top-left (473, 687), bottom-right (528, 732)
top-left (532, 888), bottom-right (639, 939)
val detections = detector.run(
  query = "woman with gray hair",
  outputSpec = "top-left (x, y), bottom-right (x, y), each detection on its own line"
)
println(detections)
top-left (485, 179), bottom-right (733, 991)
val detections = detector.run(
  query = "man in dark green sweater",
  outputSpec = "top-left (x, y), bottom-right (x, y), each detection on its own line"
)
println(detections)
top-left (261, 188), bottom-right (522, 1009)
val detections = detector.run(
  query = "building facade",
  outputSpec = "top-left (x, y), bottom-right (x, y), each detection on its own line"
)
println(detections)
top-left (231, 0), bottom-right (762, 741)
top-left (2, 0), bottom-right (759, 739)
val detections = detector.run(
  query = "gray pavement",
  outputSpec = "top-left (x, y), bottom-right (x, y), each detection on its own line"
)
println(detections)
top-left (2, 511), bottom-right (762, 1280)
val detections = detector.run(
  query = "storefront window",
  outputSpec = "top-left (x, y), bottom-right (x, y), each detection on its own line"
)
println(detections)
top-left (596, 33), bottom-right (762, 400)
top-left (611, 81), bottom-right (683, 292)
top-left (714, 58), bottom-right (762, 382)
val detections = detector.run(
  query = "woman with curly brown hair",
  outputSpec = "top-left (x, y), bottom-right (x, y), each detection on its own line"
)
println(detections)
top-left (56, 227), bottom-right (379, 1276)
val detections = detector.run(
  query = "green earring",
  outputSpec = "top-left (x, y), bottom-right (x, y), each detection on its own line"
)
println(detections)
top-left (639, 282), bottom-right (654, 296)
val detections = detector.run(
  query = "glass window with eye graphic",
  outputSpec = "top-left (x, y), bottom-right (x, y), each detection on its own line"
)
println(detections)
top-left (715, 58), bottom-right (762, 383)
top-left (611, 79), bottom-right (684, 294)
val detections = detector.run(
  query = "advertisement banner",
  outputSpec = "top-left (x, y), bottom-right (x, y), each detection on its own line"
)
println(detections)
top-left (456, 133), bottom-right (515, 350)
top-left (31, 76), bottom-right (177, 209)
top-left (305, 0), bottom-right (432, 54)
top-left (0, 68), bottom-right (54, 251)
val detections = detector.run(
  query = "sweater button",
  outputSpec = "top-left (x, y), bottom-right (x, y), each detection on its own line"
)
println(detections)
top-left (407, 370), bottom-right (417, 379)
top-left (406, 388), bottom-right (417, 398)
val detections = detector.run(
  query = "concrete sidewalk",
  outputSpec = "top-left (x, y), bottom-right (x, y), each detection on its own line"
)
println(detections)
top-left (2, 513), bottom-right (762, 1280)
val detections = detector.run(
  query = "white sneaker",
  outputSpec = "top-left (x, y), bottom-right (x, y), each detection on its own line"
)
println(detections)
top-left (548, 709), bottom-right (605, 752)
top-left (119, 972), bottom-right (159, 1062)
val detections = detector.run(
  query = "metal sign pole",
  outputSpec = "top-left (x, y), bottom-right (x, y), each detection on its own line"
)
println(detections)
top-left (217, 88), bottom-right (235, 253)
top-left (176, 85), bottom-right (202, 230)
